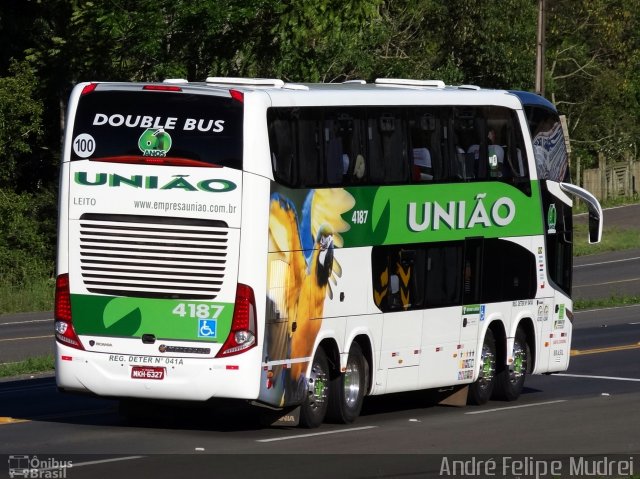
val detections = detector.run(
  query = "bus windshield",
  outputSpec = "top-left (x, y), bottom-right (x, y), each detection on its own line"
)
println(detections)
top-left (71, 89), bottom-right (243, 169)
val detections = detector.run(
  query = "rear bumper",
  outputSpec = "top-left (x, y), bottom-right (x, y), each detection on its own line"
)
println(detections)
top-left (55, 342), bottom-right (261, 401)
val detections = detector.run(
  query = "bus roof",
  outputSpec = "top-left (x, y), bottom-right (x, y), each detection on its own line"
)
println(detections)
top-left (85, 78), bottom-right (530, 110)
top-left (508, 90), bottom-right (558, 112)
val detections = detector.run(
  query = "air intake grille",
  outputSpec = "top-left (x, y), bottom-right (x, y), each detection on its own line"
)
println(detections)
top-left (78, 214), bottom-right (228, 299)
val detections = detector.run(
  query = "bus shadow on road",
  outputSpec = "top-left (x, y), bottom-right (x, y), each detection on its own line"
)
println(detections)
top-left (1, 375), bottom-right (268, 432)
top-left (1, 376), bottom-right (546, 432)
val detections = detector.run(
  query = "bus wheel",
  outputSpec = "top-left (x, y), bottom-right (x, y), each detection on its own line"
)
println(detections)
top-left (494, 329), bottom-right (530, 401)
top-left (299, 347), bottom-right (330, 428)
top-left (328, 342), bottom-right (367, 424)
top-left (468, 329), bottom-right (497, 405)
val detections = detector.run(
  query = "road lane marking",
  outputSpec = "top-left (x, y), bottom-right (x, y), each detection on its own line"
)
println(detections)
top-left (0, 319), bottom-right (52, 326)
top-left (257, 425), bottom-right (378, 442)
top-left (554, 373), bottom-right (640, 382)
top-left (465, 400), bottom-right (567, 415)
top-left (574, 256), bottom-right (640, 268)
top-left (0, 416), bottom-right (30, 425)
top-left (573, 277), bottom-right (640, 288)
top-left (0, 335), bottom-right (53, 342)
top-left (571, 343), bottom-right (640, 356)
top-left (38, 456), bottom-right (144, 471)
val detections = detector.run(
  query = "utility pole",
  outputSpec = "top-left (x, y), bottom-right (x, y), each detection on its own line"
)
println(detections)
top-left (535, 0), bottom-right (546, 96)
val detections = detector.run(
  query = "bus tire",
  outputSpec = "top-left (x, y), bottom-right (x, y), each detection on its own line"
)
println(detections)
top-left (299, 347), bottom-right (331, 428)
top-left (494, 328), bottom-right (530, 401)
top-left (468, 329), bottom-right (497, 405)
top-left (327, 342), bottom-right (367, 424)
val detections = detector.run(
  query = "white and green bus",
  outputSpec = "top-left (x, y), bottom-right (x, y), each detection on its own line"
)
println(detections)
top-left (55, 78), bottom-right (602, 427)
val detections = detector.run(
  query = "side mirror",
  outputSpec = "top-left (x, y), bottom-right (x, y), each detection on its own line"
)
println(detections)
top-left (558, 182), bottom-right (603, 244)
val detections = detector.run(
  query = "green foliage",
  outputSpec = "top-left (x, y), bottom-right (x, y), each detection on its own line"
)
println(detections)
top-left (0, 61), bottom-right (43, 188)
top-left (0, 188), bottom-right (55, 285)
top-left (574, 295), bottom-right (640, 311)
top-left (547, 0), bottom-right (640, 166)
top-left (0, 355), bottom-right (54, 377)
top-left (0, 0), bottom-right (639, 315)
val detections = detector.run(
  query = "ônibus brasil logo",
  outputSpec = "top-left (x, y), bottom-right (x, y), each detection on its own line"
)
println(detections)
top-left (74, 172), bottom-right (236, 193)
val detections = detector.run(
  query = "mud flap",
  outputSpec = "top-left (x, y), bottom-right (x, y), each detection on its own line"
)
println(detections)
top-left (259, 406), bottom-right (301, 427)
top-left (437, 385), bottom-right (469, 407)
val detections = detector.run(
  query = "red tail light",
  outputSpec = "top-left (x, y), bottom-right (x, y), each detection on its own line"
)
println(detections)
top-left (142, 84), bottom-right (183, 92)
top-left (229, 89), bottom-right (244, 103)
top-left (81, 83), bottom-right (97, 95)
top-left (215, 283), bottom-right (257, 357)
top-left (54, 274), bottom-right (84, 350)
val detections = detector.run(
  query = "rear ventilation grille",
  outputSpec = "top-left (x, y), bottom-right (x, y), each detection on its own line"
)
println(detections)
top-left (79, 214), bottom-right (228, 299)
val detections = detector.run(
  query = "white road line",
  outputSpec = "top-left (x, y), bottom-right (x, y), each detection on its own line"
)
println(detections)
top-left (256, 425), bottom-right (378, 442)
top-left (573, 277), bottom-right (640, 288)
top-left (465, 400), bottom-right (567, 415)
top-left (554, 373), bottom-right (640, 382)
top-left (0, 319), bottom-right (52, 326)
top-left (576, 304), bottom-right (640, 314)
top-left (0, 335), bottom-right (53, 342)
top-left (39, 456), bottom-right (145, 471)
top-left (574, 256), bottom-right (640, 268)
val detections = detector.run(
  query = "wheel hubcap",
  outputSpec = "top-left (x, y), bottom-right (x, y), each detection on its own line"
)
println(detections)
top-left (307, 362), bottom-right (328, 410)
top-left (510, 339), bottom-right (527, 383)
top-left (478, 343), bottom-right (495, 390)
top-left (343, 358), bottom-right (361, 408)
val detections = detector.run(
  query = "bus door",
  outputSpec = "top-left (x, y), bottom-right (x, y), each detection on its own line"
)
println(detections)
top-left (459, 238), bottom-right (484, 373)
top-left (418, 241), bottom-right (468, 389)
top-left (375, 247), bottom-right (423, 393)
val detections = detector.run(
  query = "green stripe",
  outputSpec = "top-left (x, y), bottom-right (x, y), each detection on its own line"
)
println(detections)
top-left (343, 181), bottom-right (542, 246)
top-left (71, 294), bottom-right (233, 341)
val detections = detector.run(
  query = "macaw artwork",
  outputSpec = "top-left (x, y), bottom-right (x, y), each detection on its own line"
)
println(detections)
top-left (262, 188), bottom-right (355, 406)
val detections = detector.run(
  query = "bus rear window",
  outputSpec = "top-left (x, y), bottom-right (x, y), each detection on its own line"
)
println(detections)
top-left (71, 90), bottom-right (243, 169)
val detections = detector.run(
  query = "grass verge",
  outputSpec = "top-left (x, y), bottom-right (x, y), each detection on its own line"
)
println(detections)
top-left (574, 295), bottom-right (640, 311)
top-left (0, 276), bottom-right (54, 315)
top-left (574, 223), bottom-right (640, 256)
top-left (0, 355), bottom-right (54, 378)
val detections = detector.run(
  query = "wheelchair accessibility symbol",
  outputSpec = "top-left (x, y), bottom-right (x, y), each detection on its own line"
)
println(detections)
top-left (198, 319), bottom-right (217, 338)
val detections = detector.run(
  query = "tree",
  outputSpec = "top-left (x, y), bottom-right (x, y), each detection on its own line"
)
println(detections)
top-left (546, 0), bottom-right (640, 165)
top-left (0, 60), bottom-right (43, 189)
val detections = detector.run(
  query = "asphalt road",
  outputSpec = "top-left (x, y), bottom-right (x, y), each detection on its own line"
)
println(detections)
top-left (573, 247), bottom-right (640, 300)
top-left (0, 304), bottom-right (639, 479)
top-left (0, 311), bottom-right (53, 363)
top-left (0, 205), bottom-right (638, 477)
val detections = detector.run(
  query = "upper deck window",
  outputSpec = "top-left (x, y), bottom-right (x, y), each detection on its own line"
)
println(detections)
top-left (71, 90), bottom-right (243, 169)
top-left (523, 106), bottom-right (569, 183)
top-left (268, 105), bottom-right (529, 191)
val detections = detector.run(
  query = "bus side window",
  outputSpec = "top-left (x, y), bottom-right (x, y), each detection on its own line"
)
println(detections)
top-left (367, 116), bottom-right (385, 183)
top-left (324, 118), bottom-right (344, 185)
top-left (298, 113), bottom-right (322, 187)
top-left (372, 246), bottom-right (424, 311)
top-left (452, 108), bottom-right (481, 181)
top-left (424, 243), bottom-right (463, 308)
top-left (269, 116), bottom-right (297, 186)
top-left (338, 112), bottom-right (367, 184)
top-left (368, 111), bottom-right (409, 184)
top-left (409, 111), bottom-right (440, 182)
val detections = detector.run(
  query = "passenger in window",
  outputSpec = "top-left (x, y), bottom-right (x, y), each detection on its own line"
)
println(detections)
top-left (412, 147), bottom-right (433, 181)
top-left (351, 153), bottom-right (366, 182)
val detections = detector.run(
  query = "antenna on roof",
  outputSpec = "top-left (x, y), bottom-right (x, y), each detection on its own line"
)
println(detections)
top-left (205, 77), bottom-right (284, 88)
top-left (375, 78), bottom-right (445, 88)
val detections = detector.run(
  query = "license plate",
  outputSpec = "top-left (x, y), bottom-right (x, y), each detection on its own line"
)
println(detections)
top-left (131, 366), bottom-right (165, 380)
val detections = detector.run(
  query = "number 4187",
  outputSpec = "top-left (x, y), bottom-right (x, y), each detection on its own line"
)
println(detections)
top-left (172, 303), bottom-right (224, 319)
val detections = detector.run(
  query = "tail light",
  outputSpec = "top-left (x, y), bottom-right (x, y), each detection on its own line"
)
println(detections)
top-left (54, 274), bottom-right (84, 350)
top-left (215, 283), bottom-right (257, 357)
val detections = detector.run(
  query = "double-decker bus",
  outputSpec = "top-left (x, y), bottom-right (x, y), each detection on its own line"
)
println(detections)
top-left (55, 78), bottom-right (602, 427)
